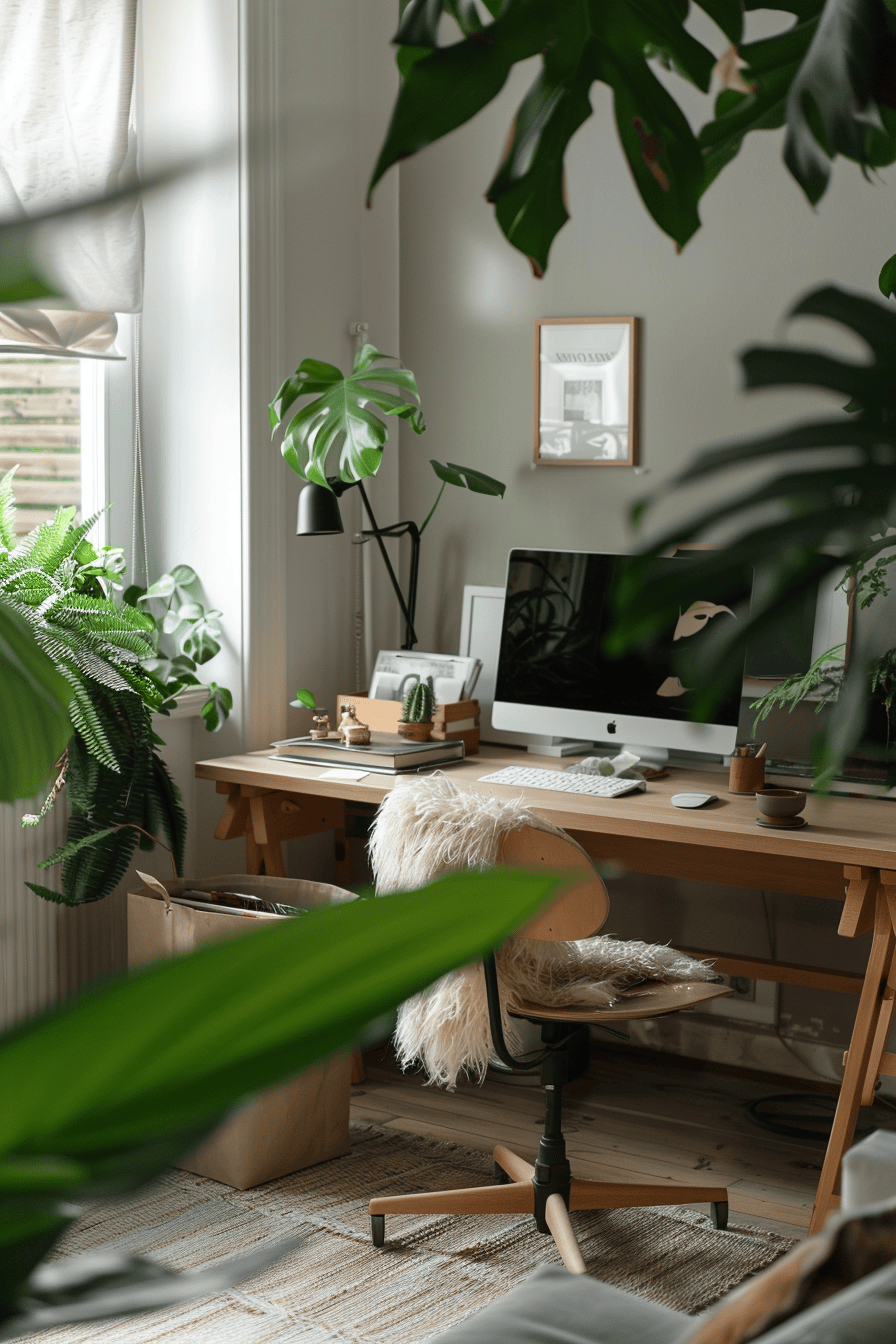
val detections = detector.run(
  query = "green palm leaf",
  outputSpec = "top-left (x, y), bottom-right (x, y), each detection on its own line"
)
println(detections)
top-left (0, 868), bottom-right (562, 1325)
top-left (609, 282), bottom-right (896, 779)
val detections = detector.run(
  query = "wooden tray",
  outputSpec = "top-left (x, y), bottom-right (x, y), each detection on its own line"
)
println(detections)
top-left (335, 692), bottom-right (480, 754)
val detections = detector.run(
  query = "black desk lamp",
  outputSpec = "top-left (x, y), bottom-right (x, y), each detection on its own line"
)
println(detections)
top-left (296, 478), bottom-right (421, 650)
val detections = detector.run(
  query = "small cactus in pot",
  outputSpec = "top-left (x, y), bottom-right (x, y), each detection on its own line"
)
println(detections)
top-left (398, 679), bottom-right (435, 741)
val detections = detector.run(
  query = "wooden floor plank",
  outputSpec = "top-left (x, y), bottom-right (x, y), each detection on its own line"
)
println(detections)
top-left (353, 1043), bottom-right (896, 1240)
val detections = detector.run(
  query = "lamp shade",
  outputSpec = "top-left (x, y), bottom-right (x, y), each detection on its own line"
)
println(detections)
top-left (296, 482), bottom-right (344, 536)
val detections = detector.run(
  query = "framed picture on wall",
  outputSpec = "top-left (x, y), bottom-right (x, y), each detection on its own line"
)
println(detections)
top-left (534, 316), bottom-right (639, 467)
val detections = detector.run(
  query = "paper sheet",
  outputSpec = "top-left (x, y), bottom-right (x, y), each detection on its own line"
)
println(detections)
top-left (316, 767), bottom-right (370, 781)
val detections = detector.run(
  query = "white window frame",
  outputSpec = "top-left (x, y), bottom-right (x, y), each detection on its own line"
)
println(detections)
top-left (79, 317), bottom-right (135, 555)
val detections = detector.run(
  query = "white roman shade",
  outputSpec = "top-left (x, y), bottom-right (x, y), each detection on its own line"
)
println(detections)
top-left (0, 0), bottom-right (142, 346)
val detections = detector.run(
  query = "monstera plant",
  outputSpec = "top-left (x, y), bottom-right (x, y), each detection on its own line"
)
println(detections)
top-left (269, 342), bottom-right (505, 647)
top-left (269, 342), bottom-right (504, 509)
top-left (372, 0), bottom-right (896, 283)
top-left (606, 284), bottom-right (896, 788)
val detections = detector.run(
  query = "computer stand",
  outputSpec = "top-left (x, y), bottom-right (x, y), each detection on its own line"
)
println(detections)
top-left (526, 738), bottom-right (593, 757)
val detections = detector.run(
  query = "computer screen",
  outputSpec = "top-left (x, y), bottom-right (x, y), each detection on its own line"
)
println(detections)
top-left (492, 549), bottom-right (753, 758)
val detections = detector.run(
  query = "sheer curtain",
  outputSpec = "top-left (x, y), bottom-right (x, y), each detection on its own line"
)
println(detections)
top-left (0, 0), bottom-right (142, 355)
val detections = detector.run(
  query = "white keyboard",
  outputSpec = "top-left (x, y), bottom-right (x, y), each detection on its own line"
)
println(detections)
top-left (478, 766), bottom-right (646, 798)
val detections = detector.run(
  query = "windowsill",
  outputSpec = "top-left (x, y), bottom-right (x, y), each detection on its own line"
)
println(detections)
top-left (157, 686), bottom-right (209, 719)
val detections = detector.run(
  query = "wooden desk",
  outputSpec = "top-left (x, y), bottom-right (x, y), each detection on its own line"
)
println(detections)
top-left (196, 744), bottom-right (896, 1232)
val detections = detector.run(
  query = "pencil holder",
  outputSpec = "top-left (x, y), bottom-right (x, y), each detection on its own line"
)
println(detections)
top-left (728, 754), bottom-right (765, 794)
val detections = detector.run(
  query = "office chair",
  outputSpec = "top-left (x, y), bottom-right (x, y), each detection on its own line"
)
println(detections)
top-left (367, 781), bottom-right (733, 1274)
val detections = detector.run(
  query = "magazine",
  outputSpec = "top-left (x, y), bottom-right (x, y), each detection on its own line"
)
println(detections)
top-left (368, 650), bottom-right (482, 704)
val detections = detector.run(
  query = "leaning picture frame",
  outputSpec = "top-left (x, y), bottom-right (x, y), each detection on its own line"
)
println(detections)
top-left (534, 316), bottom-right (639, 467)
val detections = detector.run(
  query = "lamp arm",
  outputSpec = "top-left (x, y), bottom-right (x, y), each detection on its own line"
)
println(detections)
top-left (356, 480), bottom-right (419, 649)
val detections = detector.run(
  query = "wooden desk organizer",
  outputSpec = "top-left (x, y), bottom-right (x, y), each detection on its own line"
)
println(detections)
top-left (335, 692), bottom-right (480, 754)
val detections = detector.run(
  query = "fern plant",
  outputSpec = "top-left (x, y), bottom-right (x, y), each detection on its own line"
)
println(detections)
top-left (750, 645), bottom-right (846, 730)
top-left (0, 468), bottom-right (186, 906)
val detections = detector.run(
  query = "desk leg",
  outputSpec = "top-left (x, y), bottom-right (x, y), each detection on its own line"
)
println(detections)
top-left (811, 871), bottom-right (896, 1232)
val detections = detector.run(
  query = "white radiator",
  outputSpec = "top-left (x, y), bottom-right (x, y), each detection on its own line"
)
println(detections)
top-left (0, 794), bottom-right (126, 1031)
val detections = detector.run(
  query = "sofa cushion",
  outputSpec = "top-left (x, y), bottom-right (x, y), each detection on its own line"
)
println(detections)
top-left (681, 1199), bottom-right (896, 1344)
top-left (431, 1265), bottom-right (689, 1344)
top-left (753, 1257), bottom-right (896, 1344)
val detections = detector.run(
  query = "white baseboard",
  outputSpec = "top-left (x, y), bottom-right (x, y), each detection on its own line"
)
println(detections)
top-left (597, 1012), bottom-right (896, 1099)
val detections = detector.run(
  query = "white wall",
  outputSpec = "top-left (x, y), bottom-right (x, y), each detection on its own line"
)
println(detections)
top-left (279, 1), bottom-right (401, 745)
top-left (397, 67), bottom-right (893, 651)
top-left (394, 33), bottom-right (895, 1071)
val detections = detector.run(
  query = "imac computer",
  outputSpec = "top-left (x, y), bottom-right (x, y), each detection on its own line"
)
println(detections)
top-left (491, 549), bottom-right (753, 763)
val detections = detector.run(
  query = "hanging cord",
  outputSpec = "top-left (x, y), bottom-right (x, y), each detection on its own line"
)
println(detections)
top-left (354, 489), bottom-right (364, 690)
top-left (349, 320), bottom-right (369, 690)
top-left (130, 314), bottom-right (149, 587)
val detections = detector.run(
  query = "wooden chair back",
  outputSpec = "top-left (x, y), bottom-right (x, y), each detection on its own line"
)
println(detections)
top-left (498, 826), bottom-right (610, 942)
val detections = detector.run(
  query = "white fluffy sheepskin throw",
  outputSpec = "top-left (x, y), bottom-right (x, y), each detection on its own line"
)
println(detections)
top-left (368, 773), bottom-right (718, 1089)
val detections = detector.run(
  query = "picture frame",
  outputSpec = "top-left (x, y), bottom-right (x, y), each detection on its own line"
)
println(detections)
top-left (534, 316), bottom-right (639, 467)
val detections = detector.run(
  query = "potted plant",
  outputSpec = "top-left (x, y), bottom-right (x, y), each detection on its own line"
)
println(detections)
top-left (0, 470), bottom-right (232, 906)
top-left (269, 344), bottom-right (504, 647)
top-left (397, 677), bottom-right (435, 741)
top-left (749, 575), bottom-right (896, 782)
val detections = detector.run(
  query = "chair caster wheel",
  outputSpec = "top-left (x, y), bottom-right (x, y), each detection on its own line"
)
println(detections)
top-left (494, 1161), bottom-right (510, 1185)
top-left (371, 1214), bottom-right (385, 1247)
top-left (711, 1201), bottom-right (729, 1231)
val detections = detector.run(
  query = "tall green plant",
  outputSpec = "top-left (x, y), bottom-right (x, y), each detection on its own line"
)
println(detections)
top-left (606, 284), bottom-right (896, 786)
top-left (370, 1), bottom-right (896, 278)
top-left (0, 867), bottom-right (563, 1337)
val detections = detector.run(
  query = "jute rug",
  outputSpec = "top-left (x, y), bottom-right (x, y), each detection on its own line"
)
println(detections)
top-left (33, 1123), bottom-right (795, 1343)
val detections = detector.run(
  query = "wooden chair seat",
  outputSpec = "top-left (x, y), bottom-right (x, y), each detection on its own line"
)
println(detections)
top-left (508, 979), bottom-right (732, 1024)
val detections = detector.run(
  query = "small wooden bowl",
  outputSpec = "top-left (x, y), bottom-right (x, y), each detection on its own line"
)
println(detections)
top-left (756, 788), bottom-right (807, 818)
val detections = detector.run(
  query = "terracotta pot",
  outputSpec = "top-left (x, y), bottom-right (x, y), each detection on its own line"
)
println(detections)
top-left (398, 720), bottom-right (433, 742)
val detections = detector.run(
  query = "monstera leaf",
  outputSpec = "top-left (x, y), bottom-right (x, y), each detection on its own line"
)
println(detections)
top-left (372, 0), bottom-right (741, 274)
top-left (701, 0), bottom-right (896, 201)
top-left (269, 343), bottom-right (425, 488)
top-left (606, 283), bottom-right (896, 783)
top-left (370, 0), bottom-right (896, 275)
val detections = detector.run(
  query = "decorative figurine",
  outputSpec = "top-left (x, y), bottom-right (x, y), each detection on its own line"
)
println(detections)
top-left (338, 703), bottom-right (370, 745)
top-left (309, 712), bottom-right (330, 740)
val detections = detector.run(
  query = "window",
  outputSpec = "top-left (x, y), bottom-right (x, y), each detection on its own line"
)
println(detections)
top-left (0, 355), bottom-right (81, 534)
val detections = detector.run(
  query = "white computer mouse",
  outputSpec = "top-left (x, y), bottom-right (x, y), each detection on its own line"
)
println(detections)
top-left (670, 792), bottom-right (718, 808)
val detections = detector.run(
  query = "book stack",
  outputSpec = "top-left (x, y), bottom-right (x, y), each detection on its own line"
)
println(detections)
top-left (335, 694), bottom-right (481, 753)
top-left (270, 732), bottom-right (465, 774)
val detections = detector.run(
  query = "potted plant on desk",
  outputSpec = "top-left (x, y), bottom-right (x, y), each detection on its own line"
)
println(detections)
top-left (269, 343), bottom-right (504, 648)
top-left (397, 677), bottom-right (435, 741)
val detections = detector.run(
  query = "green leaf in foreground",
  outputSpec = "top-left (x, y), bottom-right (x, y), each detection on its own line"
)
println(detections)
top-left (879, 251), bottom-right (896, 300)
top-left (0, 865), bottom-right (565, 1318)
top-left (608, 282), bottom-right (896, 781)
top-left (0, 1245), bottom-right (296, 1342)
top-left (0, 603), bottom-right (71, 803)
